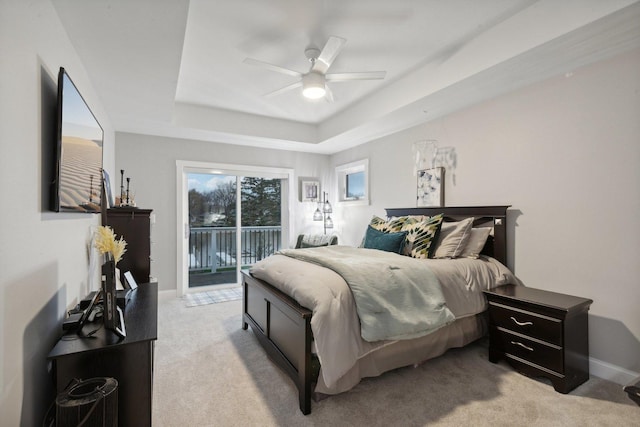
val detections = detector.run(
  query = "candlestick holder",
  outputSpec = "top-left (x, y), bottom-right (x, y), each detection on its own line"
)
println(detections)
top-left (119, 169), bottom-right (125, 206)
top-left (126, 177), bottom-right (130, 205)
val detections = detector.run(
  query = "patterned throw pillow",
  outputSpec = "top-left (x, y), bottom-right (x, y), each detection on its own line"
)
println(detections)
top-left (369, 216), bottom-right (388, 232)
top-left (369, 215), bottom-right (423, 232)
top-left (402, 214), bottom-right (444, 258)
top-left (384, 216), bottom-right (416, 233)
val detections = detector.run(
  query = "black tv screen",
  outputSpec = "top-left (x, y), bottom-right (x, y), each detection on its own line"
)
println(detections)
top-left (52, 67), bottom-right (104, 213)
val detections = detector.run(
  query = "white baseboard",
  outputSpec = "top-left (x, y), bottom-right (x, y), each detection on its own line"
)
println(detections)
top-left (590, 357), bottom-right (639, 385)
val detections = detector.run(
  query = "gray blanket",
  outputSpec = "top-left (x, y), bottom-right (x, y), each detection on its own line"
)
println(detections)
top-left (278, 246), bottom-right (455, 342)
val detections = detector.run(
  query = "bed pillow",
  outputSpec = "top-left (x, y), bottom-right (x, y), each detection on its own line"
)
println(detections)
top-left (383, 216), bottom-right (413, 233)
top-left (432, 217), bottom-right (474, 259)
top-left (369, 215), bottom-right (388, 232)
top-left (363, 226), bottom-right (407, 254)
top-left (369, 215), bottom-right (418, 233)
top-left (388, 214), bottom-right (427, 223)
top-left (459, 227), bottom-right (492, 259)
top-left (402, 214), bottom-right (444, 258)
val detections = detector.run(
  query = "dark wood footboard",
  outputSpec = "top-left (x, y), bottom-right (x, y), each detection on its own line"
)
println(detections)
top-left (242, 271), bottom-right (314, 414)
top-left (241, 206), bottom-right (511, 415)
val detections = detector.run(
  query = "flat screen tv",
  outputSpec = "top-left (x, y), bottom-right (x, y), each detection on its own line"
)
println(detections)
top-left (51, 67), bottom-right (104, 213)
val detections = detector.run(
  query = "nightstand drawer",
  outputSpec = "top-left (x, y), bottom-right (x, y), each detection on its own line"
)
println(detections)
top-left (490, 328), bottom-right (563, 373)
top-left (488, 302), bottom-right (562, 346)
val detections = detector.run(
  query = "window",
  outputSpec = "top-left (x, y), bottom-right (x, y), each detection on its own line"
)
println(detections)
top-left (336, 159), bottom-right (369, 205)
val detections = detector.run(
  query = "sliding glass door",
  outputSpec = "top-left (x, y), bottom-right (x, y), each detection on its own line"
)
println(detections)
top-left (238, 177), bottom-right (282, 278)
top-left (187, 173), bottom-right (238, 288)
top-left (177, 161), bottom-right (293, 295)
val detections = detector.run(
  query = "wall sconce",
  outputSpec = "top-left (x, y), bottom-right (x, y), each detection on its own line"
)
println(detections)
top-left (313, 192), bottom-right (333, 234)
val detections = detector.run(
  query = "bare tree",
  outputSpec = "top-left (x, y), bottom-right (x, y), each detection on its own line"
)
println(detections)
top-left (211, 181), bottom-right (236, 226)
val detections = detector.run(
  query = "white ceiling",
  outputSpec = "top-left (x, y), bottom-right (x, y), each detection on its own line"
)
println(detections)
top-left (52, 0), bottom-right (640, 154)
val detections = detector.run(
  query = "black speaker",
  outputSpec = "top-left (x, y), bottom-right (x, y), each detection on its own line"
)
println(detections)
top-left (101, 259), bottom-right (117, 330)
top-left (56, 377), bottom-right (118, 427)
top-left (102, 259), bottom-right (126, 338)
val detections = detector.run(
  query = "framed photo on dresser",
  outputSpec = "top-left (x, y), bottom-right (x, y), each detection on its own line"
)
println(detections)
top-left (124, 270), bottom-right (138, 290)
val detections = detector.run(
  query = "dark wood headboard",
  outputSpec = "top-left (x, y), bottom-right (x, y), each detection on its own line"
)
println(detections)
top-left (385, 206), bottom-right (510, 265)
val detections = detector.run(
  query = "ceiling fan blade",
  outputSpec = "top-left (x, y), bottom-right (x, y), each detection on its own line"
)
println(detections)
top-left (264, 81), bottom-right (302, 98)
top-left (243, 58), bottom-right (302, 78)
top-left (324, 85), bottom-right (335, 103)
top-left (312, 36), bottom-right (346, 74)
top-left (326, 71), bottom-right (386, 81)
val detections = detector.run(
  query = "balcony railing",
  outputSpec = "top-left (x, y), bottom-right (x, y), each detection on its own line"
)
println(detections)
top-left (189, 226), bottom-right (282, 273)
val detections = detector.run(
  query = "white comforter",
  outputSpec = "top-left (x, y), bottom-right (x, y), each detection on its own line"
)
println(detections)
top-left (250, 248), bottom-right (518, 390)
top-left (277, 247), bottom-right (456, 342)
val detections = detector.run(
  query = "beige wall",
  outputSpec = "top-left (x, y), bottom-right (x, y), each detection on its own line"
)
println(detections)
top-left (330, 48), bottom-right (640, 382)
top-left (117, 47), bottom-right (640, 384)
top-left (2, 2), bottom-right (637, 424)
top-left (114, 132), bottom-right (330, 293)
top-left (0, 1), bottom-right (116, 424)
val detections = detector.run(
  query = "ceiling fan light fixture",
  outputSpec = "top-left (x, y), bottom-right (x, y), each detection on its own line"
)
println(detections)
top-left (302, 72), bottom-right (326, 99)
top-left (244, 36), bottom-right (386, 101)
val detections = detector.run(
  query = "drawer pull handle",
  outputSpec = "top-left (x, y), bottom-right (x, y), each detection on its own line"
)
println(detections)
top-left (510, 316), bottom-right (533, 326)
top-left (511, 341), bottom-right (534, 351)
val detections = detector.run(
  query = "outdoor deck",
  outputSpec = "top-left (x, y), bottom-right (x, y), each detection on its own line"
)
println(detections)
top-left (188, 225), bottom-right (281, 288)
top-left (189, 271), bottom-right (238, 287)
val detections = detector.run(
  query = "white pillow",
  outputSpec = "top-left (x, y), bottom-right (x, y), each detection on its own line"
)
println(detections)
top-left (432, 217), bottom-right (474, 259)
top-left (459, 227), bottom-right (492, 259)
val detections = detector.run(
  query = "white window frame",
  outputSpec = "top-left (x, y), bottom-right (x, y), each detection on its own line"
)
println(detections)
top-left (336, 158), bottom-right (369, 206)
top-left (176, 160), bottom-right (294, 296)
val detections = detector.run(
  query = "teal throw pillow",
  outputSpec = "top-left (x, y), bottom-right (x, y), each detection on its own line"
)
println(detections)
top-left (363, 225), bottom-right (407, 254)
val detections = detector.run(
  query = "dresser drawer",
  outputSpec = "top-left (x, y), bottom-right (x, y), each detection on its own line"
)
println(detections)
top-left (490, 328), bottom-right (563, 373)
top-left (488, 302), bottom-right (562, 346)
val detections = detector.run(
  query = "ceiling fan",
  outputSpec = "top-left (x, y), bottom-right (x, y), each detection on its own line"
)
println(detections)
top-left (243, 36), bottom-right (386, 101)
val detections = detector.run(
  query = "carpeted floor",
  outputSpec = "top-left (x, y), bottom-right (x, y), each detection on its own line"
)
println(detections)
top-left (153, 294), bottom-right (638, 426)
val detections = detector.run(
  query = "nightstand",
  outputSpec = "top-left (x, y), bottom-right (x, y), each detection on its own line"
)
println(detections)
top-left (483, 284), bottom-right (593, 393)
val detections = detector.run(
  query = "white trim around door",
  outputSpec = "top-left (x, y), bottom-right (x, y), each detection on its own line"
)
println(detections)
top-left (176, 160), bottom-right (294, 297)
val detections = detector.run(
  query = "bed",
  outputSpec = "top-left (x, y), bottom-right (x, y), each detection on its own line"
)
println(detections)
top-left (241, 206), bottom-right (517, 414)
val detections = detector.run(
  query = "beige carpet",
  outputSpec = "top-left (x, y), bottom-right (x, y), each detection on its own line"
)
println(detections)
top-left (153, 293), bottom-right (637, 426)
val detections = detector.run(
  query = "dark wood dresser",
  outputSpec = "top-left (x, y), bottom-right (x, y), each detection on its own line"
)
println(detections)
top-left (483, 284), bottom-right (593, 393)
top-left (49, 283), bottom-right (158, 426)
top-left (106, 208), bottom-right (153, 285)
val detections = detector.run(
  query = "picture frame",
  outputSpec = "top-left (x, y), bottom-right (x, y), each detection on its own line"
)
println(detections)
top-left (102, 169), bottom-right (114, 208)
top-left (417, 167), bottom-right (445, 207)
top-left (124, 270), bottom-right (138, 290)
top-left (300, 179), bottom-right (320, 202)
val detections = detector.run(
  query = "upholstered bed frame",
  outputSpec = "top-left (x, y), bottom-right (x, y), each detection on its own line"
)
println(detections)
top-left (241, 206), bottom-right (510, 414)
